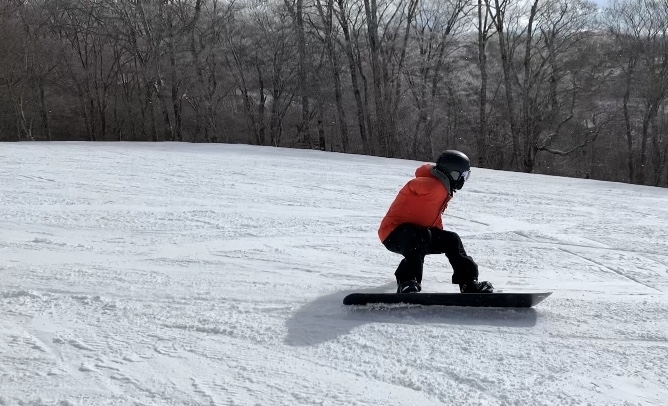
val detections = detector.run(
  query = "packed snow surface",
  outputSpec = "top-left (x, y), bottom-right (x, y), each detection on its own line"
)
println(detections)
top-left (1, 142), bottom-right (667, 406)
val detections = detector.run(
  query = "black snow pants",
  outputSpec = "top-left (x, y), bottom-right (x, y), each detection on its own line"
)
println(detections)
top-left (382, 223), bottom-right (479, 285)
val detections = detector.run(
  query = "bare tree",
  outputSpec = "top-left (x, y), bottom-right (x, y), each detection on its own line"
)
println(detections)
top-left (404, 0), bottom-right (470, 160)
top-left (185, 0), bottom-right (236, 143)
top-left (224, 23), bottom-right (267, 145)
top-left (1, 0), bottom-right (666, 187)
top-left (314, 0), bottom-right (349, 152)
top-left (284, 0), bottom-right (311, 146)
top-left (487, 0), bottom-right (521, 167)
top-left (363, 0), bottom-right (419, 157)
top-left (476, 0), bottom-right (495, 167)
top-left (0, 0), bottom-right (61, 140)
top-left (607, 0), bottom-right (668, 185)
top-left (335, 0), bottom-right (372, 154)
top-left (108, 0), bottom-right (179, 141)
top-left (487, 0), bottom-right (604, 173)
top-left (0, 11), bottom-right (33, 140)
top-left (224, 2), bottom-right (299, 146)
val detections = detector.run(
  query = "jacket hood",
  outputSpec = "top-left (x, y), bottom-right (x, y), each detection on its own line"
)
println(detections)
top-left (429, 165), bottom-right (453, 196)
top-left (415, 163), bottom-right (452, 196)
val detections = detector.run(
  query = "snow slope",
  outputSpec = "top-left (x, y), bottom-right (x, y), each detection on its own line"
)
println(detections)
top-left (1, 142), bottom-right (667, 406)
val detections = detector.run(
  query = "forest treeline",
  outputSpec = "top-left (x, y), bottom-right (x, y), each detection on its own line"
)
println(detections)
top-left (1, 0), bottom-right (667, 187)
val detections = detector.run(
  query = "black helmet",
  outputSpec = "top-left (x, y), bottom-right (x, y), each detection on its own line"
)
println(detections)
top-left (435, 150), bottom-right (471, 191)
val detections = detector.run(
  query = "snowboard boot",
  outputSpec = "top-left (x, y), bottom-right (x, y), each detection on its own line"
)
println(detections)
top-left (397, 279), bottom-right (421, 294)
top-left (459, 280), bottom-right (494, 293)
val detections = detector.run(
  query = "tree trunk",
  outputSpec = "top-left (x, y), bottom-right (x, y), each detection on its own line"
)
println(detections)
top-left (477, 0), bottom-right (489, 168)
top-left (286, 0), bottom-right (310, 146)
top-left (316, 0), bottom-right (349, 152)
top-left (270, 87), bottom-right (282, 146)
top-left (388, 0), bottom-right (418, 157)
top-left (491, 0), bottom-right (520, 169)
top-left (336, 0), bottom-right (371, 154)
top-left (36, 77), bottom-right (51, 140)
top-left (257, 66), bottom-right (267, 146)
top-left (363, 0), bottom-right (388, 156)
top-left (521, 0), bottom-right (539, 173)
top-left (168, 35), bottom-right (182, 142)
top-left (317, 105), bottom-right (326, 150)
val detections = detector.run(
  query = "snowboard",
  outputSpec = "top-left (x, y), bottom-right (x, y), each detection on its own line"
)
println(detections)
top-left (342, 292), bottom-right (552, 308)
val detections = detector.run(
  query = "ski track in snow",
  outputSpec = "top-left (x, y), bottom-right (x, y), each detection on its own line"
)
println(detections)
top-left (1, 142), bottom-right (667, 405)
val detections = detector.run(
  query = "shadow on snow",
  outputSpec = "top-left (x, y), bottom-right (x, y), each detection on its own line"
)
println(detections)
top-left (284, 283), bottom-right (540, 347)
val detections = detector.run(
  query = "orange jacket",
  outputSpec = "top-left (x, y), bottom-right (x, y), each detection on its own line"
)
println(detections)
top-left (378, 164), bottom-right (452, 242)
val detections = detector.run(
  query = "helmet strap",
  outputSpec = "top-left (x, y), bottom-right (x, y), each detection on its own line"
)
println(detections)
top-left (445, 173), bottom-right (458, 194)
top-left (447, 173), bottom-right (465, 191)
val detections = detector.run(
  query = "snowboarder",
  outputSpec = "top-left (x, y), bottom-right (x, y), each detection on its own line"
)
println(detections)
top-left (378, 150), bottom-right (494, 294)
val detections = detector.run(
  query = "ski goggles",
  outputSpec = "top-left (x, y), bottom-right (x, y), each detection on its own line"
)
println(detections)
top-left (451, 169), bottom-right (471, 183)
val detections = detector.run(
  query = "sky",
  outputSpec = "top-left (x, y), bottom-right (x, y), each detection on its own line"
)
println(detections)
top-left (1, 142), bottom-right (667, 405)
